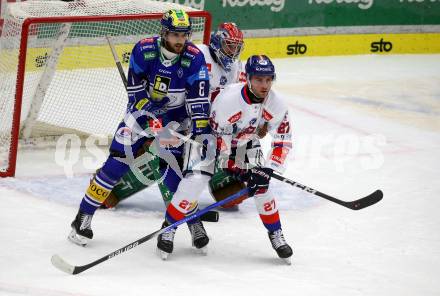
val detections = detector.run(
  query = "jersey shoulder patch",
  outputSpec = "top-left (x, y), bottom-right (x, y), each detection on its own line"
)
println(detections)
top-left (135, 36), bottom-right (159, 61)
top-left (182, 42), bottom-right (204, 63)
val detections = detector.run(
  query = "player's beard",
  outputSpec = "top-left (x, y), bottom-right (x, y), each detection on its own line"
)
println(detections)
top-left (165, 41), bottom-right (184, 54)
top-left (172, 43), bottom-right (184, 54)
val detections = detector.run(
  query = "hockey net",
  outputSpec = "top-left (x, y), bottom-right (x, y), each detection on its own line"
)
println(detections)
top-left (0, 0), bottom-right (211, 177)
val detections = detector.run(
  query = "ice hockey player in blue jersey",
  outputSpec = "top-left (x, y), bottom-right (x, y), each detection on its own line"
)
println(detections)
top-left (68, 9), bottom-right (211, 251)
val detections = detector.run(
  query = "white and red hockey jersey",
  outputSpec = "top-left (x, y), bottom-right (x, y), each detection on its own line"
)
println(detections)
top-left (210, 83), bottom-right (292, 173)
top-left (198, 44), bottom-right (246, 100)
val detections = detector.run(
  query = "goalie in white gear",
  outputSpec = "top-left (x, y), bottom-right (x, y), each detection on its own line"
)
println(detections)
top-left (199, 22), bottom-right (246, 99)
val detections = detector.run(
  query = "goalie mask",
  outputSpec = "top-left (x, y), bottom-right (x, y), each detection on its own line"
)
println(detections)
top-left (210, 22), bottom-right (244, 72)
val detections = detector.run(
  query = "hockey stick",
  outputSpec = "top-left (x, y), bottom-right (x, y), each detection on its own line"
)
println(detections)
top-left (271, 173), bottom-right (382, 210)
top-left (51, 187), bottom-right (249, 275)
top-left (165, 129), bottom-right (383, 211)
top-left (105, 35), bottom-right (382, 210)
top-left (105, 35), bottom-right (128, 89)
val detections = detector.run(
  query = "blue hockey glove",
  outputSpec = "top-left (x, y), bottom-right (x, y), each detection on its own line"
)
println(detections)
top-left (135, 96), bottom-right (170, 116)
top-left (246, 167), bottom-right (273, 197)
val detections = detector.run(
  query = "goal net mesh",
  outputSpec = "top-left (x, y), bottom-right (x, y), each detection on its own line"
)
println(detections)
top-left (0, 0), bottom-right (209, 175)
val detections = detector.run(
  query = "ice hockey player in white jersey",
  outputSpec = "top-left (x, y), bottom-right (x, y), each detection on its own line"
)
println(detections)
top-left (209, 55), bottom-right (294, 263)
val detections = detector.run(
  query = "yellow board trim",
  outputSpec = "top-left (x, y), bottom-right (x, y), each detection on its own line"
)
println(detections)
top-left (241, 33), bottom-right (440, 59)
top-left (24, 43), bottom-right (134, 71)
top-left (2, 33), bottom-right (437, 73)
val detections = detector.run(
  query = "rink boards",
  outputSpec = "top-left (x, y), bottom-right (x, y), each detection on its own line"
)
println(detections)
top-left (1, 33), bottom-right (439, 73)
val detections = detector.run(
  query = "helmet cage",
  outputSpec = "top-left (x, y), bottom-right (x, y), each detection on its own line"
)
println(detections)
top-left (210, 23), bottom-right (244, 71)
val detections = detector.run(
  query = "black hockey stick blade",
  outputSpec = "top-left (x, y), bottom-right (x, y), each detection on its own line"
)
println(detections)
top-left (341, 189), bottom-right (383, 210)
top-left (200, 210), bottom-right (219, 222)
top-left (51, 188), bottom-right (247, 275)
top-left (51, 229), bottom-right (161, 275)
top-left (272, 173), bottom-right (383, 210)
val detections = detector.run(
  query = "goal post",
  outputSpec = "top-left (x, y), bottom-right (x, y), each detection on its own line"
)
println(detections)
top-left (0, 0), bottom-right (212, 177)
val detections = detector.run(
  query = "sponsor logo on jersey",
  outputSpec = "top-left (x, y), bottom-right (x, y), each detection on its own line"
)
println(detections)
top-left (262, 109), bottom-right (273, 121)
top-left (177, 67), bottom-right (184, 78)
top-left (140, 37), bottom-right (154, 44)
top-left (135, 98), bottom-right (150, 110)
top-left (141, 44), bottom-right (155, 50)
top-left (143, 51), bottom-right (157, 60)
top-left (198, 67), bottom-right (208, 79)
top-left (228, 111), bottom-right (242, 123)
top-left (270, 147), bottom-right (289, 165)
top-left (152, 75), bottom-right (171, 99)
top-left (181, 57), bottom-right (191, 68)
top-left (187, 45), bottom-right (200, 54)
top-left (159, 68), bottom-right (172, 75)
top-left (236, 125), bottom-right (257, 140)
top-left (249, 118), bottom-right (257, 126)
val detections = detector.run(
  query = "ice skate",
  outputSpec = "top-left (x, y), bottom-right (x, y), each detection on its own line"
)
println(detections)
top-left (188, 219), bottom-right (209, 255)
top-left (157, 221), bottom-right (176, 260)
top-left (68, 210), bottom-right (93, 247)
top-left (268, 229), bottom-right (293, 265)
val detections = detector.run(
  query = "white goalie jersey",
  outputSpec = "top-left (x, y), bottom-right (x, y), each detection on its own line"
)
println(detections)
top-left (198, 44), bottom-right (246, 100)
top-left (209, 83), bottom-right (292, 173)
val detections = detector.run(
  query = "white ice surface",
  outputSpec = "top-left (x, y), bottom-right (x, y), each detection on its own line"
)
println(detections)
top-left (1, 54), bottom-right (439, 296)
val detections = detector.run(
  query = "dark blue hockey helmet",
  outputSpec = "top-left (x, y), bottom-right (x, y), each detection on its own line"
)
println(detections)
top-left (161, 9), bottom-right (192, 34)
top-left (245, 55), bottom-right (276, 80)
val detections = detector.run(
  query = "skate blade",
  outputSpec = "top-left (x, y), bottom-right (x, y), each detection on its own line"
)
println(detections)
top-left (157, 248), bottom-right (171, 261)
top-left (194, 246), bottom-right (208, 255)
top-left (282, 257), bottom-right (292, 265)
top-left (67, 230), bottom-right (89, 247)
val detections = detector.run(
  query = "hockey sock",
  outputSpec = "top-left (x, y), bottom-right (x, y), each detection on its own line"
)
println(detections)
top-left (80, 157), bottom-right (129, 215)
top-left (164, 175), bottom-right (208, 224)
top-left (254, 193), bottom-right (281, 232)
